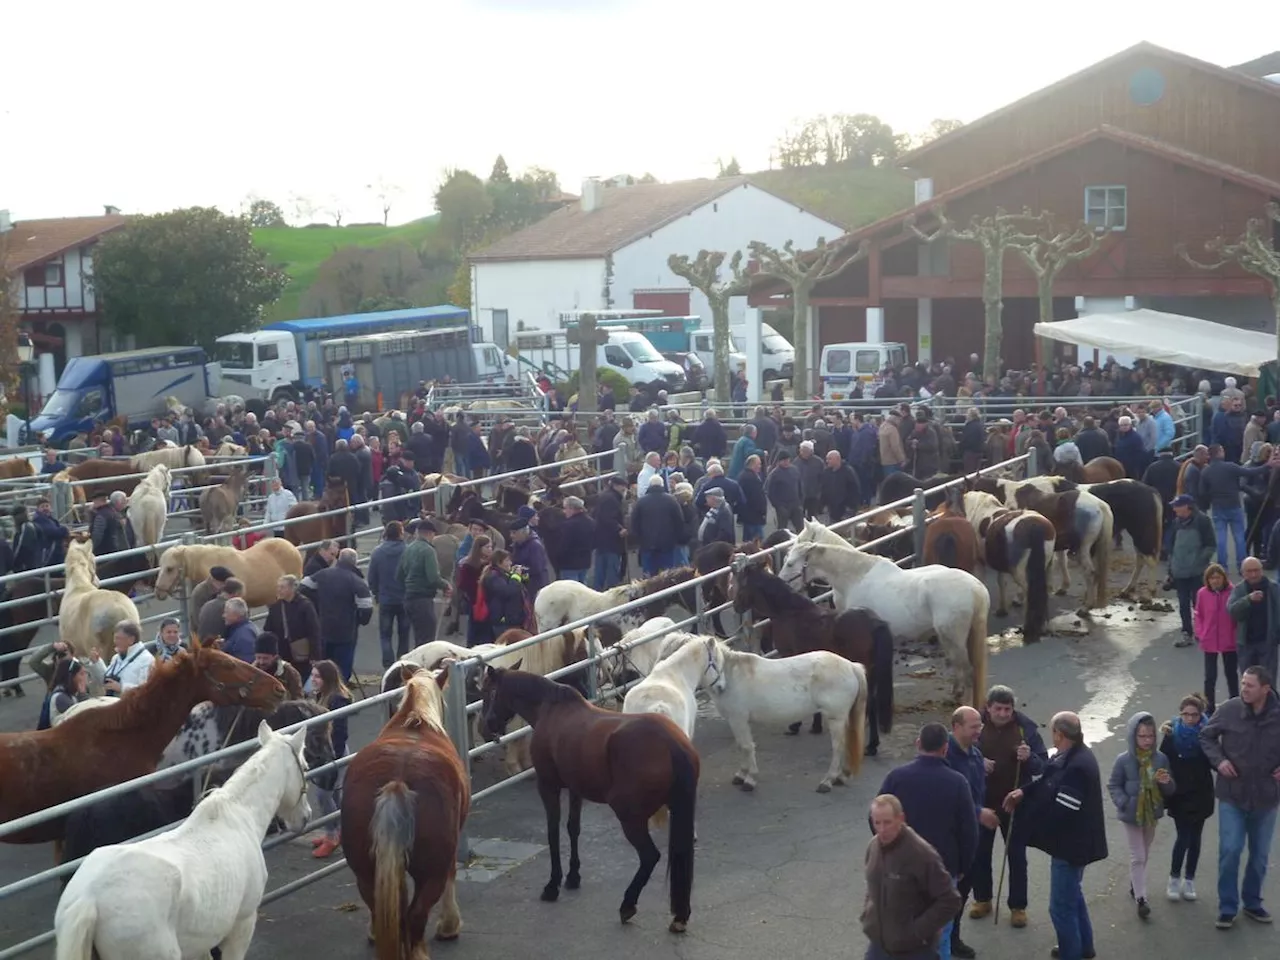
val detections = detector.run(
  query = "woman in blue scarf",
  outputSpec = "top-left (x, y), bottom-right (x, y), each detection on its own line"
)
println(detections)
top-left (1158, 694), bottom-right (1215, 902)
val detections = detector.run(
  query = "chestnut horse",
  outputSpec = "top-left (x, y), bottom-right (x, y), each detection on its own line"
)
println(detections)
top-left (284, 477), bottom-right (351, 554)
top-left (728, 562), bottom-right (895, 755)
top-left (1056, 455), bottom-right (1126, 484)
top-left (65, 458), bottom-right (148, 498)
top-left (0, 641), bottom-right (284, 846)
top-left (481, 666), bottom-right (698, 933)
top-left (923, 487), bottom-right (981, 574)
top-left (343, 665), bottom-right (469, 960)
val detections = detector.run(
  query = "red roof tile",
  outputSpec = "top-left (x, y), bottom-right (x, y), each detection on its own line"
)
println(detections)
top-left (2, 215), bottom-right (129, 272)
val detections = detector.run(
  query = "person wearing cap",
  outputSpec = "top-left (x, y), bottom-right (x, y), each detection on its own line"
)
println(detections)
top-left (698, 489), bottom-right (735, 548)
top-left (253, 630), bottom-right (304, 699)
top-left (188, 564), bottom-right (234, 632)
top-left (630, 474), bottom-right (685, 575)
top-left (593, 475), bottom-right (630, 589)
top-left (509, 518), bottom-right (552, 597)
top-left (396, 520), bottom-right (453, 648)
top-left (1169, 493), bottom-right (1217, 646)
top-left (198, 578), bottom-right (245, 643)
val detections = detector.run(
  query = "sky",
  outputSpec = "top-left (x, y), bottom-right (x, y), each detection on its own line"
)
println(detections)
top-left (3, 0), bottom-right (1273, 225)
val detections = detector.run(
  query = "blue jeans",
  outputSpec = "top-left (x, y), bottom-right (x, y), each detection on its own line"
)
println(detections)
top-left (1213, 504), bottom-right (1247, 569)
top-left (936, 875), bottom-right (959, 960)
top-left (561, 568), bottom-right (588, 584)
top-left (328, 642), bottom-right (356, 683)
top-left (640, 548), bottom-right (676, 577)
top-left (742, 523), bottom-right (765, 543)
top-left (378, 602), bottom-right (410, 668)
top-left (1048, 859), bottom-right (1093, 960)
top-left (593, 552), bottom-right (622, 590)
top-left (1217, 801), bottom-right (1277, 916)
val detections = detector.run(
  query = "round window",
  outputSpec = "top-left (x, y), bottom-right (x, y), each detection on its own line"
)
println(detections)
top-left (1129, 67), bottom-right (1165, 106)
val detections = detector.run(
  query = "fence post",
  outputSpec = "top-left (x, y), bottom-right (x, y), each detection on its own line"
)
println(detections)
top-left (176, 532), bottom-right (197, 639)
top-left (444, 658), bottom-right (472, 863)
top-left (52, 478), bottom-right (72, 526)
top-left (1027, 446), bottom-right (1039, 478)
top-left (694, 579), bottom-right (706, 635)
top-left (911, 488), bottom-right (926, 567)
top-left (585, 625), bottom-right (599, 704)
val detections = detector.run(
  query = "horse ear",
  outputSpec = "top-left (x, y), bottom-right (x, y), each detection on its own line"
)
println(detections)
top-left (399, 663), bottom-right (419, 682)
top-left (510, 658), bottom-right (524, 672)
top-left (434, 667), bottom-right (450, 690)
top-left (288, 727), bottom-right (307, 753)
top-left (257, 719), bottom-right (274, 746)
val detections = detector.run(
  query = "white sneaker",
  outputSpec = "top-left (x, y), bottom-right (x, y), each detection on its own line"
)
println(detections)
top-left (1167, 877), bottom-right (1183, 900)
top-left (1182, 879), bottom-right (1197, 901)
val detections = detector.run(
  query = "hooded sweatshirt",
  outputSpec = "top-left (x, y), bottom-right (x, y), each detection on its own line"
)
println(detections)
top-left (1107, 711), bottom-right (1175, 825)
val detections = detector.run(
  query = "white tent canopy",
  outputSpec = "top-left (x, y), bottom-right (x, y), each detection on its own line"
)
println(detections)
top-left (1034, 308), bottom-right (1275, 378)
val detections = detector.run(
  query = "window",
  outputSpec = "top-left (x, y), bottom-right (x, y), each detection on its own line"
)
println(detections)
top-left (1085, 186), bottom-right (1127, 231)
top-left (856, 350), bottom-right (882, 374)
top-left (825, 349), bottom-right (851, 374)
top-left (77, 388), bottom-right (105, 419)
top-left (604, 345), bottom-right (629, 366)
top-left (258, 343), bottom-right (279, 362)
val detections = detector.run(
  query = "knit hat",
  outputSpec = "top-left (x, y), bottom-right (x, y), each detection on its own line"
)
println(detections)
top-left (517, 505), bottom-right (537, 520)
top-left (255, 632), bottom-right (280, 656)
top-left (511, 517), bottom-right (529, 531)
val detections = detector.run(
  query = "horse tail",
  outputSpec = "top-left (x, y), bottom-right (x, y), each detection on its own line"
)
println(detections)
top-left (54, 897), bottom-right (96, 960)
top-left (934, 530), bottom-right (957, 569)
top-left (1023, 523), bottom-right (1049, 644)
top-left (845, 663), bottom-right (868, 776)
top-left (1092, 504), bottom-right (1113, 608)
top-left (371, 781), bottom-right (417, 960)
top-left (967, 584), bottom-right (990, 708)
top-left (871, 619), bottom-right (895, 734)
top-left (665, 740), bottom-right (698, 930)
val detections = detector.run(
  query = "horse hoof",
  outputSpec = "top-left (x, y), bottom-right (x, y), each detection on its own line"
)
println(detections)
top-left (620, 904), bottom-right (638, 924)
top-left (833, 775), bottom-right (847, 787)
top-left (995, 608), bottom-right (1008, 618)
top-left (816, 781), bottom-right (832, 794)
top-left (810, 724), bottom-right (823, 735)
top-left (785, 723), bottom-right (801, 736)
top-left (541, 885), bottom-right (560, 902)
top-left (865, 744), bottom-right (878, 757)
top-left (732, 773), bottom-right (746, 785)
top-left (1010, 599), bottom-right (1023, 608)
top-left (565, 873), bottom-right (581, 890)
top-left (740, 780), bottom-right (756, 792)
top-left (669, 919), bottom-right (688, 934)
top-left (1054, 588), bottom-right (1069, 596)
top-left (435, 925), bottom-right (462, 941)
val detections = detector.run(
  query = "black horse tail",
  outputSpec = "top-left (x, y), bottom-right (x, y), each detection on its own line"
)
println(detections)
top-left (1023, 525), bottom-right (1049, 644)
top-left (871, 619), bottom-right (895, 734)
top-left (666, 740), bottom-right (698, 931)
top-left (935, 531), bottom-right (957, 569)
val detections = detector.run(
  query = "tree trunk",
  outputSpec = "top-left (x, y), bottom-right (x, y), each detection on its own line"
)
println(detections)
top-left (1036, 275), bottom-right (1054, 397)
top-left (578, 313), bottom-right (599, 415)
top-left (711, 296), bottom-right (732, 404)
top-left (792, 284), bottom-right (813, 398)
top-left (1273, 293), bottom-right (1280, 370)
top-left (982, 254), bottom-right (1004, 381)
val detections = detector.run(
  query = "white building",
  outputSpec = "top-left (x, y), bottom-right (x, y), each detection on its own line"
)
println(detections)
top-left (468, 177), bottom-right (844, 348)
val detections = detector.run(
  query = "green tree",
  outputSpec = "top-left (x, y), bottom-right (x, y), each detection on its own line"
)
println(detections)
top-left (717, 157), bottom-right (742, 178)
top-left (358, 294), bottom-right (414, 313)
top-left (489, 155), bottom-right (512, 183)
top-left (775, 114), bottom-right (905, 169)
top-left (667, 250), bottom-right (749, 402)
top-left (302, 241), bottom-right (433, 317)
top-left (92, 207), bottom-right (287, 350)
top-left (447, 259), bottom-right (471, 309)
top-left (435, 169), bottom-right (493, 252)
top-left (246, 198), bottom-right (286, 228)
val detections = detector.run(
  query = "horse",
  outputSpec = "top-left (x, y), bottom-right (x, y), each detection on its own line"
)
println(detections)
top-left (65, 458), bottom-right (147, 498)
top-left (213, 440), bottom-right (248, 459)
top-left (153, 538), bottom-right (303, 612)
top-left (876, 470), bottom-right (961, 511)
top-left (480, 666), bottom-right (698, 933)
top-left (1056, 455), bottom-right (1126, 484)
top-left (852, 511), bottom-right (915, 564)
top-left (0, 641), bottom-right (285, 846)
top-left (343, 665), bottom-right (469, 960)
top-left (0, 456), bottom-right (36, 480)
top-left (127, 464), bottom-right (170, 549)
top-left (58, 540), bottom-right (141, 659)
top-left (923, 488), bottom-right (981, 574)
top-left (605, 618), bottom-right (704, 690)
top-left (130, 445), bottom-right (205, 474)
top-left (692, 540), bottom-right (765, 638)
top-left (534, 567), bottom-right (699, 650)
top-left (959, 492), bottom-right (1056, 643)
top-left (728, 562), bottom-right (895, 754)
top-left (702, 638), bottom-right (868, 793)
top-left (283, 477), bottom-right (351, 554)
top-left (776, 520), bottom-right (990, 706)
top-left (199, 466), bottom-right (248, 535)
top-left (969, 474), bottom-right (1113, 608)
top-left (54, 722), bottom-right (309, 960)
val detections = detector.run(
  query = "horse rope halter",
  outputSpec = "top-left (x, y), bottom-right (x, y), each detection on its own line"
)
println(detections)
top-left (703, 642), bottom-right (724, 690)
top-left (203, 668), bottom-right (259, 701)
top-left (782, 548), bottom-right (811, 590)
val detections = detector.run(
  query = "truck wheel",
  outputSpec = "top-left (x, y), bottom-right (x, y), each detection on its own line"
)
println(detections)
top-left (245, 398), bottom-right (268, 419)
top-left (271, 388), bottom-right (297, 405)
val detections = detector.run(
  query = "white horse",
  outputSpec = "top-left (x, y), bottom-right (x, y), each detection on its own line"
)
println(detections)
top-left (605, 617), bottom-right (700, 687)
top-left (621, 631), bottom-right (707, 740)
top-left (54, 721), bottom-right (310, 960)
top-left (128, 464), bottom-right (171, 548)
top-left (533, 570), bottom-right (698, 651)
top-left (59, 541), bottom-right (141, 660)
top-left (704, 639), bottom-right (868, 793)
top-left (131, 445), bottom-right (205, 473)
top-left (777, 520), bottom-right (989, 706)
top-left (961, 491), bottom-right (1056, 643)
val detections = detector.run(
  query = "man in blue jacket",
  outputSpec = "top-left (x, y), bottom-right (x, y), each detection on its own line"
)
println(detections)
top-left (945, 707), bottom-right (998, 959)
top-left (1201, 445), bottom-right (1270, 569)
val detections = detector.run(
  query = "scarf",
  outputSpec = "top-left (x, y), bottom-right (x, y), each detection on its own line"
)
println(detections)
top-left (1134, 747), bottom-right (1163, 827)
top-left (1171, 716), bottom-right (1205, 760)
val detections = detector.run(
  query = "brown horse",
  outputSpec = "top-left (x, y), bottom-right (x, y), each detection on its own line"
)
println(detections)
top-left (0, 641), bottom-right (284, 845)
top-left (343, 665), bottom-right (469, 960)
top-left (923, 488), bottom-right (981, 574)
top-left (0, 457), bottom-right (36, 480)
top-left (1056, 455), bottom-right (1126, 484)
top-left (198, 465), bottom-right (248, 534)
top-left (481, 666), bottom-right (698, 933)
top-left (284, 477), bottom-right (351, 554)
top-left (959, 491), bottom-right (1055, 643)
top-left (65, 458), bottom-right (147, 498)
top-left (728, 562), bottom-right (895, 754)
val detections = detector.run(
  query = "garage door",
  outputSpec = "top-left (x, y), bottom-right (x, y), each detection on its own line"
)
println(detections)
top-left (633, 290), bottom-right (691, 315)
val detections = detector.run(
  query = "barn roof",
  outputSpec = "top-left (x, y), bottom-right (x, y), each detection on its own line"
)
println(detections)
top-left (1231, 50), bottom-right (1280, 78)
top-left (1, 215), bottom-right (129, 272)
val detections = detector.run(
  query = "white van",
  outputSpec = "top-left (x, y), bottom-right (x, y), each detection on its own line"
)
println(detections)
top-left (693, 321), bottom-right (794, 382)
top-left (819, 342), bottom-right (909, 400)
top-left (516, 329), bottom-right (687, 391)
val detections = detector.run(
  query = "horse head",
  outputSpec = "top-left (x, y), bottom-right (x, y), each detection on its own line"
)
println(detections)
top-left (393, 663), bottom-right (449, 731)
top-left (189, 642), bottom-right (287, 710)
top-left (256, 721), bottom-right (311, 832)
top-left (479, 662), bottom-right (522, 741)
top-left (64, 539), bottom-right (100, 588)
top-left (701, 636), bottom-right (727, 693)
top-left (152, 546), bottom-right (186, 599)
top-left (774, 539), bottom-right (813, 591)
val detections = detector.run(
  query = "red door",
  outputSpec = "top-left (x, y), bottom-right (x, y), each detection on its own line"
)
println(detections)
top-left (633, 291), bottom-right (691, 315)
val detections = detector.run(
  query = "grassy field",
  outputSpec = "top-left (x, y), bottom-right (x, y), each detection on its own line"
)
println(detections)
top-left (749, 165), bottom-right (914, 230)
top-left (254, 218), bottom-right (439, 321)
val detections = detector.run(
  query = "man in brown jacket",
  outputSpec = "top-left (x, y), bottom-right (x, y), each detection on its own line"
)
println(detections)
top-left (879, 412), bottom-right (907, 477)
top-left (863, 794), bottom-right (962, 960)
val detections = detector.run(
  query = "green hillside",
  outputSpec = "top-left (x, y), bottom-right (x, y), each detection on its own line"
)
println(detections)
top-left (749, 166), bottom-right (914, 230)
top-left (254, 218), bottom-right (440, 321)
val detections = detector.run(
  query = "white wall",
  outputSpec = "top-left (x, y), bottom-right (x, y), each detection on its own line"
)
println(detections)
top-left (17, 246), bottom-right (94, 311)
top-left (471, 258), bottom-right (607, 341)
top-left (612, 183), bottom-right (842, 326)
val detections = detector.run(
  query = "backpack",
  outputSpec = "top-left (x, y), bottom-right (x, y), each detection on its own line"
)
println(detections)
top-left (472, 576), bottom-right (489, 622)
top-left (38, 693), bottom-right (53, 731)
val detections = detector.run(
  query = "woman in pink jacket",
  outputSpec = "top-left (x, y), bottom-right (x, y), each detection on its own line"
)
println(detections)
top-left (1192, 563), bottom-right (1237, 713)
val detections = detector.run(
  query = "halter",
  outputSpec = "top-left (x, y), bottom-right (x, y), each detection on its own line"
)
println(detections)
top-left (703, 643), bottom-right (724, 690)
top-left (289, 743), bottom-right (310, 808)
top-left (782, 551), bottom-right (810, 589)
top-left (203, 668), bottom-right (259, 701)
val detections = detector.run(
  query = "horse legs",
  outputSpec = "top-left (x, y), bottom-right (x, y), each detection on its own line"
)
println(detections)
top-left (565, 792), bottom-right (583, 889)
top-left (786, 712), bottom-right (822, 736)
top-left (865, 692), bottom-right (880, 756)
top-left (616, 815), bottom-right (662, 924)
top-left (537, 778), bottom-right (564, 901)
top-left (1053, 550), bottom-right (1072, 595)
top-left (434, 870), bottom-right (463, 941)
top-left (994, 571), bottom-right (1010, 618)
top-left (214, 913), bottom-right (258, 960)
top-left (725, 712), bottom-right (759, 791)
top-left (820, 714), bottom-right (847, 792)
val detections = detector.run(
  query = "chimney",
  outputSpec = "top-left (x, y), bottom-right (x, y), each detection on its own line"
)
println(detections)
top-left (104, 205), bottom-right (121, 216)
top-left (580, 178), bottom-right (604, 214)
top-left (0, 209), bottom-right (11, 233)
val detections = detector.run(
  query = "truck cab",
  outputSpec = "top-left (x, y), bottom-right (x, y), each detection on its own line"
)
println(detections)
top-left (819, 341), bottom-right (908, 400)
top-left (599, 332), bottom-right (686, 389)
top-left (213, 330), bottom-right (300, 402)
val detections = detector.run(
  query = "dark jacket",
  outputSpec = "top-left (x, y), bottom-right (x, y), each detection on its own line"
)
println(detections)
top-left (1074, 426), bottom-right (1112, 463)
top-left (90, 505), bottom-right (129, 558)
top-left (324, 692), bottom-right (352, 757)
top-left (367, 538), bottom-right (407, 605)
top-left (1141, 453), bottom-right (1180, 503)
top-left (1113, 429), bottom-right (1149, 479)
top-left (637, 420), bottom-right (667, 455)
top-left (1199, 690), bottom-right (1280, 812)
top-left (1016, 741), bottom-right (1108, 867)
top-left (1200, 458), bottom-right (1267, 511)
top-left (559, 512), bottom-right (596, 570)
top-left (326, 449), bottom-right (361, 500)
top-left (1227, 579), bottom-right (1280, 676)
top-left (946, 737), bottom-right (987, 822)
top-left (764, 462), bottom-right (802, 511)
top-left (751, 415), bottom-right (779, 454)
top-left (629, 487), bottom-right (685, 553)
top-left (978, 710), bottom-right (1049, 809)
top-left (510, 532), bottom-right (552, 596)
top-left (796, 453), bottom-right (824, 503)
top-left (303, 559), bottom-right (373, 650)
top-left (592, 489), bottom-right (627, 553)
top-left (737, 469), bottom-right (768, 526)
top-left (820, 463), bottom-right (861, 520)
top-left (264, 594), bottom-right (321, 661)
top-left (694, 474), bottom-right (742, 515)
top-left (959, 418), bottom-right (985, 456)
top-left (698, 501), bottom-right (736, 547)
top-left (220, 617), bottom-right (259, 664)
top-left (11, 521), bottom-right (41, 572)
top-left (862, 826), bottom-right (961, 958)
top-left (692, 418), bottom-right (728, 460)
top-left (1168, 508), bottom-right (1216, 580)
top-left (877, 755), bottom-right (978, 876)
top-left (481, 566), bottom-right (527, 628)
top-left (1159, 724), bottom-right (1215, 822)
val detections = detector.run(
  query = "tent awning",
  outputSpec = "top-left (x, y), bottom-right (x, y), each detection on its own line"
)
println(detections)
top-left (1034, 308), bottom-right (1275, 378)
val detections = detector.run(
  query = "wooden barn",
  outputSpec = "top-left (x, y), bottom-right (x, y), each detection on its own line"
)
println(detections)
top-left (750, 42), bottom-right (1280, 375)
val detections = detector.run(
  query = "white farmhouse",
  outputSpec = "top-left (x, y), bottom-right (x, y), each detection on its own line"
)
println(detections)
top-left (468, 177), bottom-right (843, 347)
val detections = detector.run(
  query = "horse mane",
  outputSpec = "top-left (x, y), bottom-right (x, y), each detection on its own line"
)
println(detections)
top-left (83, 652), bottom-right (199, 732)
top-left (502, 666), bottom-right (581, 704)
top-left (742, 564), bottom-right (826, 617)
top-left (635, 566), bottom-right (694, 598)
top-left (390, 674), bottom-right (446, 731)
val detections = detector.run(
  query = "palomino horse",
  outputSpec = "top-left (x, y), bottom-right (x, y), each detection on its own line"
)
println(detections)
top-left (54, 722), bottom-right (309, 960)
top-left (127, 464), bottom-right (171, 548)
top-left (959, 492), bottom-right (1056, 643)
top-left (923, 487), bottom-right (981, 573)
top-left (0, 641), bottom-right (284, 845)
top-left (0, 457), bottom-right (36, 480)
top-left (481, 666), bottom-right (698, 933)
top-left (1055, 455), bottom-right (1126, 484)
top-left (343, 665), bottom-right (469, 960)
top-left (284, 477), bottom-right (351, 554)
top-left (130, 444), bottom-right (205, 474)
top-left (703, 637), bottom-right (868, 792)
top-left (777, 520), bottom-right (990, 707)
top-left (533, 567), bottom-right (699, 650)
top-left (153, 538), bottom-right (303, 613)
top-left (728, 562), bottom-right (895, 754)
top-left (199, 465), bottom-right (248, 534)
top-left (59, 540), bottom-right (141, 659)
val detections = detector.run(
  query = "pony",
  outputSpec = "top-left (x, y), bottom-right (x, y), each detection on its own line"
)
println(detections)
top-left (199, 465), bottom-right (248, 535)
top-left (606, 618), bottom-right (704, 688)
top-left (702, 638), bottom-right (868, 792)
top-left (53, 722), bottom-right (310, 960)
top-left (876, 470), bottom-right (961, 511)
top-left (692, 540), bottom-right (765, 638)
top-left (534, 567), bottom-right (699, 650)
top-left (777, 520), bottom-right (989, 706)
top-left (58, 540), bottom-right (141, 659)
top-left (130, 444), bottom-right (205, 473)
top-left (153, 538), bottom-right (303, 612)
top-left (923, 488), bottom-right (981, 573)
top-left (1056, 455), bottom-right (1126, 484)
top-left (480, 666), bottom-right (698, 933)
top-left (852, 511), bottom-right (915, 564)
top-left (728, 562), bottom-right (895, 754)
top-left (959, 491), bottom-right (1056, 643)
top-left (343, 665), bottom-right (469, 960)
top-left (0, 456), bottom-right (36, 480)
top-left (621, 632), bottom-right (712, 742)
top-left (213, 440), bottom-right (248, 458)
top-left (283, 477), bottom-right (351, 554)
top-left (65, 458), bottom-right (147, 498)
top-left (127, 464), bottom-right (170, 549)
top-left (0, 642), bottom-right (285, 846)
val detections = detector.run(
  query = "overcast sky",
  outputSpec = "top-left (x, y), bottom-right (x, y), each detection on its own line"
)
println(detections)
top-left (4, 0), bottom-right (1271, 224)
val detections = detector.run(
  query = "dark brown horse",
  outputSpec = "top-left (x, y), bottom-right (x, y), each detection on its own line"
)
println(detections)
top-left (283, 477), bottom-right (350, 555)
top-left (728, 562), bottom-right (895, 754)
top-left (876, 470), bottom-right (961, 511)
top-left (0, 577), bottom-right (58, 695)
top-left (480, 666), bottom-right (698, 933)
top-left (65, 458), bottom-right (147, 499)
top-left (343, 665), bottom-right (469, 960)
top-left (693, 539), bottom-right (764, 638)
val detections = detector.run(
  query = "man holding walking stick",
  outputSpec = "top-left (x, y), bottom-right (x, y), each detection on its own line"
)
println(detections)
top-left (970, 685), bottom-right (1049, 929)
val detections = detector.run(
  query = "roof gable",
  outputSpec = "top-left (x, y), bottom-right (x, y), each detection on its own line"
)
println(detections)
top-left (2, 215), bottom-right (129, 272)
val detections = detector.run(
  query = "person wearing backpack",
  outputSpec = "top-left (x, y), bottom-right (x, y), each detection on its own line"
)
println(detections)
top-left (457, 535), bottom-right (493, 646)
top-left (478, 550), bottom-right (529, 635)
